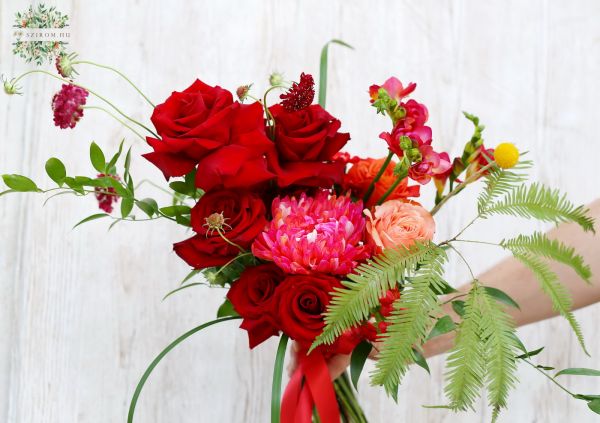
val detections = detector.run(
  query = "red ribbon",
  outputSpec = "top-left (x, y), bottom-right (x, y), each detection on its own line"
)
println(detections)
top-left (281, 351), bottom-right (340, 423)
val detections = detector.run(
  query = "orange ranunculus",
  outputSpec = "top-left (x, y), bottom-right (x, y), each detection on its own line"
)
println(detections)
top-left (343, 157), bottom-right (420, 207)
top-left (365, 200), bottom-right (435, 252)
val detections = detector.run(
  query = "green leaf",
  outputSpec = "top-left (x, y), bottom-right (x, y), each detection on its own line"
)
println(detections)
top-left (318, 39), bottom-right (353, 108)
top-left (483, 183), bottom-right (595, 233)
top-left (175, 214), bottom-right (191, 227)
top-left (412, 348), bottom-right (430, 374)
top-left (501, 232), bottom-right (592, 283)
top-left (2, 174), bottom-right (39, 192)
top-left (216, 299), bottom-right (239, 318)
top-left (271, 335), bottom-right (289, 423)
top-left (124, 147), bottom-right (132, 180)
top-left (574, 394), bottom-right (600, 401)
top-left (313, 242), bottom-right (441, 349)
top-left (45, 158), bottom-right (66, 185)
top-left (160, 205), bottom-right (191, 217)
top-left (483, 287), bottom-right (520, 309)
top-left (513, 251), bottom-right (588, 355)
top-left (127, 316), bottom-right (240, 423)
top-left (106, 139), bottom-right (125, 171)
top-left (121, 197), bottom-right (134, 218)
top-left (372, 249), bottom-right (448, 397)
top-left (136, 198), bottom-right (158, 218)
top-left (90, 142), bottom-right (106, 173)
top-left (169, 181), bottom-right (192, 196)
top-left (588, 399), bottom-right (600, 414)
top-left (72, 213), bottom-right (109, 229)
top-left (63, 176), bottom-right (84, 194)
top-left (515, 347), bottom-right (544, 360)
top-left (477, 161), bottom-right (530, 214)
top-left (452, 300), bottom-right (466, 317)
top-left (350, 341), bottom-right (372, 390)
top-left (555, 368), bottom-right (600, 377)
top-left (180, 269), bottom-right (201, 286)
top-left (427, 315), bottom-right (456, 340)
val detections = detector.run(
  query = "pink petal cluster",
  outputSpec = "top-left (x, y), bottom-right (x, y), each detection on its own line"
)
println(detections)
top-left (51, 83), bottom-right (88, 129)
top-left (94, 173), bottom-right (120, 213)
top-left (252, 190), bottom-right (368, 275)
top-left (409, 143), bottom-right (452, 185)
top-left (369, 76), bottom-right (416, 103)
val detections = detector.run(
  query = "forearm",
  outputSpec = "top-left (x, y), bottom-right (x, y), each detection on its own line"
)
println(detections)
top-left (423, 198), bottom-right (600, 357)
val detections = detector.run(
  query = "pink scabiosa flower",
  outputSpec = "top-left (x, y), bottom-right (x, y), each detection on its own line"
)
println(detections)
top-left (51, 83), bottom-right (88, 129)
top-left (252, 190), bottom-right (368, 275)
top-left (94, 174), bottom-right (120, 213)
top-left (279, 72), bottom-right (315, 111)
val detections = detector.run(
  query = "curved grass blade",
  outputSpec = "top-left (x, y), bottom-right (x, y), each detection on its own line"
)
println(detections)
top-left (271, 335), bottom-right (289, 423)
top-left (318, 39), bottom-right (353, 107)
top-left (127, 316), bottom-right (240, 423)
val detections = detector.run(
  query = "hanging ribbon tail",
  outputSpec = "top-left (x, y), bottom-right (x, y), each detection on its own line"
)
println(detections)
top-left (281, 351), bottom-right (341, 423)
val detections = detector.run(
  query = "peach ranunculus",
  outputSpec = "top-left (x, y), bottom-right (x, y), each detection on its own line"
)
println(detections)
top-left (365, 200), bottom-right (435, 251)
top-left (343, 157), bottom-right (420, 207)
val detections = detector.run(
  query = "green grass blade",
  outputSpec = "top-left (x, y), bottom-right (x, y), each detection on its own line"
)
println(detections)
top-left (318, 39), bottom-right (353, 107)
top-left (127, 316), bottom-right (240, 423)
top-left (271, 335), bottom-right (289, 423)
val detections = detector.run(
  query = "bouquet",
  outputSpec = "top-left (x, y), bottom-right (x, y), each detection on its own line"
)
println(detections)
top-left (2, 40), bottom-right (599, 422)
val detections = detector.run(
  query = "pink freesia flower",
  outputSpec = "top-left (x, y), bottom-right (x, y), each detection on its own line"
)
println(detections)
top-left (380, 125), bottom-right (433, 157)
top-left (369, 77), bottom-right (416, 103)
top-left (365, 200), bottom-right (435, 252)
top-left (252, 190), bottom-right (368, 275)
top-left (409, 147), bottom-right (452, 185)
top-left (51, 83), bottom-right (88, 129)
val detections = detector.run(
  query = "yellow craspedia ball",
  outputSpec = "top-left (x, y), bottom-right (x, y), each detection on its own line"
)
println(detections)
top-left (494, 142), bottom-right (519, 169)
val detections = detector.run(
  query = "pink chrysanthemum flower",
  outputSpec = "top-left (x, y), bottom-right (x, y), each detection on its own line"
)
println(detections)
top-left (51, 83), bottom-right (88, 129)
top-left (94, 173), bottom-right (120, 213)
top-left (252, 190), bottom-right (368, 275)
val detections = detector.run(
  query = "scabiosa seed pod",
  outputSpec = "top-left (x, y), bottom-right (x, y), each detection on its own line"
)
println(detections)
top-left (94, 173), bottom-right (120, 213)
top-left (2, 76), bottom-right (21, 95)
top-left (55, 52), bottom-right (79, 78)
top-left (51, 83), bottom-right (89, 129)
top-left (279, 72), bottom-right (315, 112)
top-left (236, 84), bottom-right (252, 102)
top-left (269, 72), bottom-right (284, 87)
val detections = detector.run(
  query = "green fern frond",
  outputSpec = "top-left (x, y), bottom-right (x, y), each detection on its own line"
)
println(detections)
top-left (513, 251), bottom-right (589, 355)
top-left (479, 287), bottom-right (519, 411)
top-left (371, 250), bottom-right (448, 397)
top-left (477, 161), bottom-right (531, 214)
top-left (312, 242), bottom-right (440, 348)
top-left (483, 183), bottom-right (595, 233)
top-left (501, 232), bottom-right (592, 283)
top-left (444, 284), bottom-right (486, 410)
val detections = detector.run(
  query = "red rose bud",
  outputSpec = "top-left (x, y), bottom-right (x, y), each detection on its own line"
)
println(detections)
top-left (279, 72), bottom-right (315, 112)
top-left (94, 174), bottom-right (120, 213)
top-left (51, 83), bottom-right (88, 129)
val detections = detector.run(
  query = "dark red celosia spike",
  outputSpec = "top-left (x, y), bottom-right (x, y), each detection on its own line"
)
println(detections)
top-left (279, 73), bottom-right (315, 112)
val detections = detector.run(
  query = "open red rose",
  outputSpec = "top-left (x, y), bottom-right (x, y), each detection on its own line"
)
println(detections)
top-left (143, 80), bottom-right (275, 191)
top-left (173, 190), bottom-right (267, 269)
top-left (267, 104), bottom-right (350, 187)
top-left (227, 263), bottom-right (285, 348)
top-left (274, 274), bottom-right (341, 346)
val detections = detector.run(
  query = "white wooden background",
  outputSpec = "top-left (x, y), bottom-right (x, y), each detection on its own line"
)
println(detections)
top-left (1, 1), bottom-right (599, 422)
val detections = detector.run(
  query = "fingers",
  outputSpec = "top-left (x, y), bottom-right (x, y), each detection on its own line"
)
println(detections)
top-left (327, 354), bottom-right (351, 380)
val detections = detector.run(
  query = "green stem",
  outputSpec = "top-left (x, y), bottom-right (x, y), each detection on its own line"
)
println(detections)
top-left (82, 106), bottom-right (145, 141)
top-left (73, 60), bottom-right (155, 107)
top-left (376, 170), bottom-right (407, 206)
top-left (520, 358), bottom-right (576, 397)
top-left (430, 162), bottom-right (496, 216)
top-left (10, 70), bottom-right (159, 138)
top-left (362, 151), bottom-right (394, 205)
top-left (263, 85), bottom-right (286, 140)
top-left (453, 239), bottom-right (501, 247)
top-left (271, 335), bottom-right (289, 423)
top-left (333, 381), bottom-right (361, 423)
top-left (127, 316), bottom-right (241, 423)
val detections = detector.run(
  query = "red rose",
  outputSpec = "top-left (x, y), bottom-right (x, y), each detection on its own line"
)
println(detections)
top-left (173, 190), bottom-right (267, 269)
top-left (274, 274), bottom-right (341, 346)
top-left (267, 104), bottom-right (350, 187)
top-left (227, 263), bottom-right (285, 348)
top-left (143, 80), bottom-right (274, 191)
